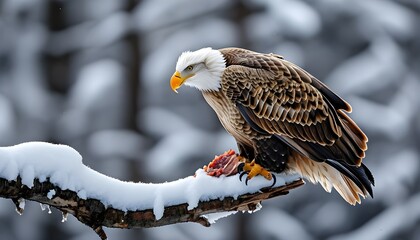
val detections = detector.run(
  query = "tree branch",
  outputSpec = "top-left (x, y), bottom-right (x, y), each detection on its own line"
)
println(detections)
top-left (0, 143), bottom-right (304, 239)
top-left (0, 175), bottom-right (304, 239)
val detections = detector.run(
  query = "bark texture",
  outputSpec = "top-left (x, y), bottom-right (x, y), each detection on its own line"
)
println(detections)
top-left (0, 176), bottom-right (304, 239)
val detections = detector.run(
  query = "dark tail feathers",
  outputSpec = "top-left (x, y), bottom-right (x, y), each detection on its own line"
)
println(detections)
top-left (326, 159), bottom-right (375, 198)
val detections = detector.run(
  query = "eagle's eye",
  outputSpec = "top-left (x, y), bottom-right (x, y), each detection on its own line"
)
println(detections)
top-left (185, 65), bottom-right (193, 71)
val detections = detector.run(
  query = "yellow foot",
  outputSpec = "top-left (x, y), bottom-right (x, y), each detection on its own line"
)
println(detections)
top-left (238, 160), bottom-right (276, 187)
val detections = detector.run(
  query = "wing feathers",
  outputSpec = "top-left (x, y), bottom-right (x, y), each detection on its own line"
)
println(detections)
top-left (220, 48), bottom-right (367, 166)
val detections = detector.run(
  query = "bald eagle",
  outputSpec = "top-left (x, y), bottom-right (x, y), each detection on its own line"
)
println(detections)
top-left (170, 47), bottom-right (374, 205)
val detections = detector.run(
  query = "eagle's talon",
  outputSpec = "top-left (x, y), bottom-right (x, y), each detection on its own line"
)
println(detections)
top-left (260, 175), bottom-right (277, 192)
top-left (269, 174), bottom-right (277, 188)
top-left (239, 171), bottom-right (248, 182)
top-left (237, 162), bottom-right (245, 174)
top-left (237, 160), bottom-right (274, 186)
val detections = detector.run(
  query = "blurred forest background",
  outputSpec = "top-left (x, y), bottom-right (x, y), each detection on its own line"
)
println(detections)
top-left (1, 0), bottom-right (420, 239)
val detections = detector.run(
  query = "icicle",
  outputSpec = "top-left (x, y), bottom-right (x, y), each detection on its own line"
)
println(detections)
top-left (61, 212), bottom-right (68, 222)
top-left (14, 198), bottom-right (25, 215)
top-left (202, 211), bottom-right (237, 224)
top-left (18, 198), bottom-right (25, 211)
top-left (40, 204), bottom-right (51, 214)
top-left (248, 202), bottom-right (262, 213)
top-left (247, 202), bottom-right (262, 214)
top-left (15, 208), bottom-right (23, 215)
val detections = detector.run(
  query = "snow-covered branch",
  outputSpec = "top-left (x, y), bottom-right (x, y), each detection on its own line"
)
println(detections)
top-left (0, 142), bottom-right (303, 239)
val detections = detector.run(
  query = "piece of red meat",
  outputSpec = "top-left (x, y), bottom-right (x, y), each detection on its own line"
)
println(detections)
top-left (204, 150), bottom-right (242, 177)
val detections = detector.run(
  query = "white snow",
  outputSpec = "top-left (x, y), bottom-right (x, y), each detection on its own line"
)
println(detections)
top-left (47, 189), bottom-right (56, 200)
top-left (202, 211), bottom-right (237, 224)
top-left (0, 142), bottom-right (300, 220)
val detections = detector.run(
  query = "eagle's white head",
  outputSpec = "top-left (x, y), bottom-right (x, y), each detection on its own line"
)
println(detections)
top-left (170, 47), bottom-right (226, 92)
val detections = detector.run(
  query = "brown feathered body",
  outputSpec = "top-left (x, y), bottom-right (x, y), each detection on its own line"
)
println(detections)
top-left (202, 48), bottom-right (374, 205)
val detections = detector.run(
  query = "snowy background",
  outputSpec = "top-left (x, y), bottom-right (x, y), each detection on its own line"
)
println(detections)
top-left (0, 0), bottom-right (419, 240)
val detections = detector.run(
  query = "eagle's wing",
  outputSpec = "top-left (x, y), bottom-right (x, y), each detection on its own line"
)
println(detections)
top-left (220, 51), bottom-right (367, 166)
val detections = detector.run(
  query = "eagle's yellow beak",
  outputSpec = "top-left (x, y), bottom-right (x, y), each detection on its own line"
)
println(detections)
top-left (170, 71), bottom-right (193, 93)
top-left (170, 71), bottom-right (183, 93)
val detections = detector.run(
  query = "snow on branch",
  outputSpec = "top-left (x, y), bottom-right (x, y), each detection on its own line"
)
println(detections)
top-left (0, 142), bottom-right (304, 239)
